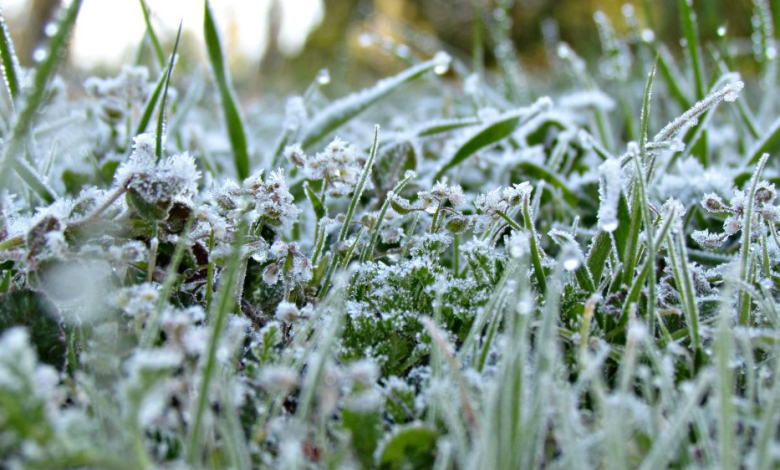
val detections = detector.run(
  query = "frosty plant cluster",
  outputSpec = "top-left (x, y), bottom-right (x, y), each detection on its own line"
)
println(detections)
top-left (4, 0), bottom-right (780, 469)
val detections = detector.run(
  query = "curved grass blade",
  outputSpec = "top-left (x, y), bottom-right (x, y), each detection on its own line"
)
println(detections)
top-left (138, 0), bottom-right (166, 69)
top-left (523, 192), bottom-right (547, 293)
top-left (738, 153), bottom-right (769, 325)
top-left (514, 161), bottom-right (579, 208)
top-left (433, 97), bottom-right (551, 181)
top-left (299, 53), bottom-right (451, 149)
top-left (204, 0), bottom-right (250, 180)
top-left (154, 21), bottom-right (182, 162)
top-left (0, 8), bottom-right (21, 104)
top-left (0, 0), bottom-right (83, 194)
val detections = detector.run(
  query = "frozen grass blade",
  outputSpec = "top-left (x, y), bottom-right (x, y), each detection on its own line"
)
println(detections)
top-left (318, 125), bottom-right (380, 298)
top-left (0, 8), bottom-right (21, 104)
top-left (299, 53), bottom-right (451, 149)
top-left (360, 169), bottom-right (414, 263)
top-left (523, 192), bottom-right (547, 293)
top-left (0, 0), bottom-right (82, 198)
top-left (738, 153), bottom-right (769, 325)
top-left (433, 97), bottom-right (551, 181)
top-left (154, 22), bottom-right (182, 162)
top-left (134, 64), bottom-right (168, 136)
top-left (204, 0), bottom-right (250, 180)
top-left (186, 219), bottom-right (246, 464)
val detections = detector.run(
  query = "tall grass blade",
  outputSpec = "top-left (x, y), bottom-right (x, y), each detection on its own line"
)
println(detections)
top-left (154, 21), bottom-right (182, 162)
top-left (204, 0), bottom-right (250, 180)
top-left (0, 8), bottom-right (21, 105)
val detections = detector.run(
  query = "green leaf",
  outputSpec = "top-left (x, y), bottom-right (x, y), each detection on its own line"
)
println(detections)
top-left (377, 424), bottom-right (437, 470)
top-left (0, 290), bottom-right (66, 369)
top-left (304, 181), bottom-right (326, 221)
top-left (343, 406), bottom-right (383, 470)
top-left (433, 98), bottom-right (550, 181)
top-left (300, 53), bottom-right (451, 149)
top-left (154, 22), bottom-right (183, 162)
top-left (0, 8), bottom-right (21, 104)
top-left (0, 0), bottom-right (83, 194)
top-left (135, 63), bottom-right (169, 136)
top-left (679, 0), bottom-right (705, 99)
top-left (204, 0), bottom-right (250, 180)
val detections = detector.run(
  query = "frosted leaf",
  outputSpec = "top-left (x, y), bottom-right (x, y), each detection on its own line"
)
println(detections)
top-left (692, 229), bottom-right (728, 249)
top-left (597, 158), bottom-right (622, 232)
top-left (700, 192), bottom-right (727, 212)
top-left (246, 168), bottom-right (300, 229)
top-left (654, 80), bottom-right (744, 142)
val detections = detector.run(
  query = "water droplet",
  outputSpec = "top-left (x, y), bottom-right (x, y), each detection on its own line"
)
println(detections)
top-left (358, 33), bottom-right (373, 48)
top-left (433, 51), bottom-right (451, 75)
top-left (395, 44), bottom-right (411, 59)
top-left (601, 219), bottom-right (618, 232)
top-left (563, 257), bottom-right (581, 271)
top-left (316, 68), bottom-right (330, 85)
top-left (640, 29), bottom-right (655, 43)
top-left (33, 48), bottom-right (47, 63)
top-left (717, 25), bottom-right (727, 37)
top-left (44, 22), bottom-right (58, 37)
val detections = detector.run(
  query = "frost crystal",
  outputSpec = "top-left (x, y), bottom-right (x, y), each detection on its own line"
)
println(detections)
top-left (597, 158), bottom-right (622, 232)
top-left (245, 168), bottom-right (300, 229)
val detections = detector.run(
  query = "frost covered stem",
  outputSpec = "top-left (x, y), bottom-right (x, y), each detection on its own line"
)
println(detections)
top-left (739, 153), bottom-right (770, 325)
top-left (496, 210), bottom-right (523, 232)
top-left (319, 125), bottom-right (379, 298)
top-left (652, 80), bottom-right (744, 142)
top-left (68, 177), bottom-right (133, 230)
top-left (187, 221), bottom-right (245, 464)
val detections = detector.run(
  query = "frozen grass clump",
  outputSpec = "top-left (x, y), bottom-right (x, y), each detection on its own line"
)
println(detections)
top-left (4, 0), bottom-right (780, 468)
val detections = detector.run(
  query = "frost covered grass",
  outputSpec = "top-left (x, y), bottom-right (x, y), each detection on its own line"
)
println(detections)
top-left (4, 0), bottom-right (780, 468)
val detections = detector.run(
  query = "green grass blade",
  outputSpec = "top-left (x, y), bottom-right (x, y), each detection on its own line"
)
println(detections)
top-left (204, 0), bottom-right (250, 180)
top-left (299, 53), bottom-right (451, 149)
top-left (135, 64), bottom-right (168, 136)
top-left (186, 219), bottom-right (246, 464)
top-left (738, 153), bottom-right (769, 325)
top-left (0, 8), bottom-right (21, 104)
top-left (433, 97), bottom-right (551, 181)
top-left (679, 0), bottom-right (706, 99)
top-left (523, 192), bottom-right (547, 293)
top-left (318, 125), bottom-right (380, 298)
top-left (138, 0), bottom-right (166, 69)
top-left (360, 169), bottom-right (414, 263)
top-left (0, 0), bottom-right (82, 194)
top-left (154, 22), bottom-right (182, 162)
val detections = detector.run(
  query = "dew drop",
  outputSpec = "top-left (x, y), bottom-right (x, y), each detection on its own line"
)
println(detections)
top-left (358, 33), bottom-right (373, 48)
top-left (717, 25), bottom-right (727, 37)
top-left (563, 257), bottom-right (581, 271)
top-left (44, 22), bottom-right (58, 37)
top-left (601, 219), bottom-right (618, 232)
top-left (433, 53), bottom-right (451, 75)
top-left (316, 68), bottom-right (330, 86)
top-left (640, 29), bottom-right (655, 43)
top-left (33, 48), bottom-right (47, 63)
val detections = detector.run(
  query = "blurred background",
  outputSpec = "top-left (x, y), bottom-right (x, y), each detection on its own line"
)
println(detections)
top-left (1, 0), bottom-right (769, 93)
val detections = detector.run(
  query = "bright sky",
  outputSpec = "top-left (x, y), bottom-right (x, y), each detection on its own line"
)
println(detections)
top-left (5, 0), bottom-right (324, 67)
